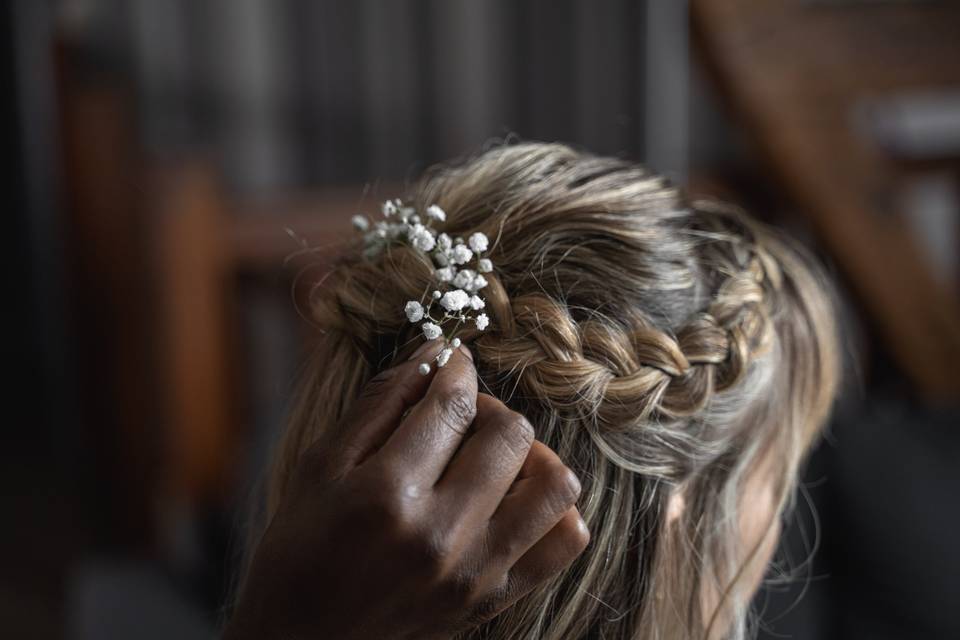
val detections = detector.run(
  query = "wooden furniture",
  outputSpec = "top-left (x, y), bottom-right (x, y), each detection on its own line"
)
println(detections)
top-left (692, 0), bottom-right (960, 402)
top-left (152, 167), bottom-right (392, 503)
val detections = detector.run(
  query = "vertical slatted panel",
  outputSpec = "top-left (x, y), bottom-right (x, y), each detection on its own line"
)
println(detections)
top-left (128, 0), bottom-right (652, 191)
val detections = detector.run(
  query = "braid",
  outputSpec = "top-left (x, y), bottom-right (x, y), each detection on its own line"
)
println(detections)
top-left (279, 143), bottom-right (841, 640)
top-left (475, 252), bottom-right (778, 429)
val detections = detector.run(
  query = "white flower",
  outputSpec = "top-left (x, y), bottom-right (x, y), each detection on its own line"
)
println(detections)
top-left (426, 205), bottom-right (447, 222)
top-left (404, 301), bottom-right (424, 323)
top-left (351, 215), bottom-right (369, 231)
top-left (418, 363), bottom-right (431, 376)
top-left (374, 222), bottom-right (388, 238)
top-left (478, 258), bottom-right (493, 273)
top-left (440, 289), bottom-right (470, 312)
top-left (436, 233), bottom-right (452, 252)
top-left (451, 244), bottom-right (473, 265)
top-left (410, 214), bottom-right (421, 224)
top-left (435, 267), bottom-right (455, 282)
top-left (436, 348), bottom-right (453, 367)
top-left (408, 224), bottom-right (436, 251)
top-left (469, 295), bottom-right (485, 310)
top-left (421, 322), bottom-right (442, 340)
top-left (432, 290), bottom-right (442, 299)
top-left (468, 232), bottom-right (489, 253)
top-left (450, 337), bottom-right (462, 348)
top-left (453, 269), bottom-right (476, 289)
top-left (382, 200), bottom-right (398, 217)
top-left (475, 313), bottom-right (489, 330)
top-left (468, 274), bottom-right (488, 292)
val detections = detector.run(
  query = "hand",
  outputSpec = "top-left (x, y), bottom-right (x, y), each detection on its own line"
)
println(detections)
top-left (224, 341), bottom-right (589, 640)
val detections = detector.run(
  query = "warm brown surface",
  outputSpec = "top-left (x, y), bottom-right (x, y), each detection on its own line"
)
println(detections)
top-left (152, 165), bottom-right (236, 502)
top-left (692, 0), bottom-right (960, 401)
top-left (153, 172), bottom-right (396, 502)
top-left (229, 186), bottom-right (395, 270)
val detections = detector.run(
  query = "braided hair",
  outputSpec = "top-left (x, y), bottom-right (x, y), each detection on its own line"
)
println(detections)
top-left (268, 143), bottom-right (840, 640)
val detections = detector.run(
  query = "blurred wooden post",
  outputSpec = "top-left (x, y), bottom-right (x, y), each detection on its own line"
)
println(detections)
top-left (153, 164), bottom-right (235, 504)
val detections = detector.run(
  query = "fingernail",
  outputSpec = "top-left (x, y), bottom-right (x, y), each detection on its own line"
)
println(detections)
top-left (458, 344), bottom-right (474, 362)
top-left (408, 338), bottom-right (441, 361)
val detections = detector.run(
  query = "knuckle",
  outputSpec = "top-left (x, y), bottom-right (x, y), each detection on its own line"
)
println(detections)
top-left (488, 528), bottom-right (522, 563)
top-left (435, 383), bottom-right (477, 427)
top-left (543, 464), bottom-right (582, 510)
top-left (507, 410), bottom-right (536, 444)
top-left (494, 411), bottom-right (535, 459)
top-left (360, 481), bottom-right (418, 534)
top-left (466, 576), bottom-right (510, 625)
top-left (359, 367), bottom-right (398, 399)
top-left (364, 490), bottom-right (405, 527)
top-left (413, 529), bottom-right (457, 572)
top-left (442, 566), bottom-right (482, 606)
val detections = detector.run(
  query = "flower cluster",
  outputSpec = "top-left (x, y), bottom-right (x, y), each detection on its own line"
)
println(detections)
top-left (352, 200), bottom-right (492, 374)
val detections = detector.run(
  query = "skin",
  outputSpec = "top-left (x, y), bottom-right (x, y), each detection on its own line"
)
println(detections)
top-left (669, 448), bottom-right (782, 639)
top-left (734, 449), bottom-right (781, 603)
top-left (223, 341), bottom-right (590, 640)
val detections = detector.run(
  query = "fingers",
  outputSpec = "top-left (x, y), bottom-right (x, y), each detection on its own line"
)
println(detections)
top-left (376, 345), bottom-right (479, 485)
top-left (504, 507), bottom-right (590, 599)
top-left (484, 441), bottom-right (582, 568)
top-left (465, 507), bottom-right (589, 629)
top-left (323, 340), bottom-right (445, 474)
top-left (435, 394), bottom-right (534, 527)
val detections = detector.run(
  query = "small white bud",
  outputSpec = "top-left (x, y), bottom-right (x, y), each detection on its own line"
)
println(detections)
top-left (478, 258), bottom-right (493, 273)
top-left (436, 233), bottom-right (453, 251)
top-left (450, 337), bottom-right (462, 348)
top-left (417, 362), bottom-right (431, 376)
top-left (437, 348), bottom-right (453, 367)
top-left (435, 267), bottom-right (455, 282)
top-left (440, 289), bottom-right (470, 312)
top-left (351, 215), bottom-right (370, 231)
top-left (432, 290), bottom-right (442, 299)
top-left (421, 322), bottom-right (442, 340)
top-left (468, 232), bottom-right (489, 253)
top-left (469, 274), bottom-right (488, 292)
top-left (451, 244), bottom-right (473, 265)
top-left (475, 313), bottom-right (489, 331)
top-left (410, 214), bottom-right (421, 224)
top-left (382, 200), bottom-right (398, 217)
top-left (408, 224), bottom-right (436, 252)
top-left (426, 205), bottom-right (447, 222)
top-left (404, 301), bottom-right (424, 323)
top-left (453, 269), bottom-right (476, 289)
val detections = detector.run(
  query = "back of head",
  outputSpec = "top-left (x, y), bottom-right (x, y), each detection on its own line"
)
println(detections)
top-left (269, 143), bottom-right (840, 639)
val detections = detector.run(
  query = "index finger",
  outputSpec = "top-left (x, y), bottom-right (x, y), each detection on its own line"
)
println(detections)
top-left (376, 345), bottom-right (478, 485)
top-left (322, 340), bottom-right (446, 474)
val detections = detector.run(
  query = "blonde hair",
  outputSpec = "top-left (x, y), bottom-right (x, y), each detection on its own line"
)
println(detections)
top-left (265, 143), bottom-right (839, 639)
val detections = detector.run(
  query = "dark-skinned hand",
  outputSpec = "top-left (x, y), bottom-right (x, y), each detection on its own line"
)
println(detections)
top-left (223, 341), bottom-right (590, 640)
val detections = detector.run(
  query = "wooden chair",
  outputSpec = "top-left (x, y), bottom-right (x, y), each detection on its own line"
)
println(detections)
top-left (692, 0), bottom-right (960, 402)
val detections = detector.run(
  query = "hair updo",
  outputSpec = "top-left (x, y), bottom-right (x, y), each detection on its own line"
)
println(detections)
top-left (267, 143), bottom-right (840, 639)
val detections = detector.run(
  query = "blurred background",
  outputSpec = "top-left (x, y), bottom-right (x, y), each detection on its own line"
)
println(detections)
top-left (5, 0), bottom-right (960, 638)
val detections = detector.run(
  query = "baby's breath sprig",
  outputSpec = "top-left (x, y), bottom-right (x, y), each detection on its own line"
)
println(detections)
top-left (353, 200), bottom-right (493, 374)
